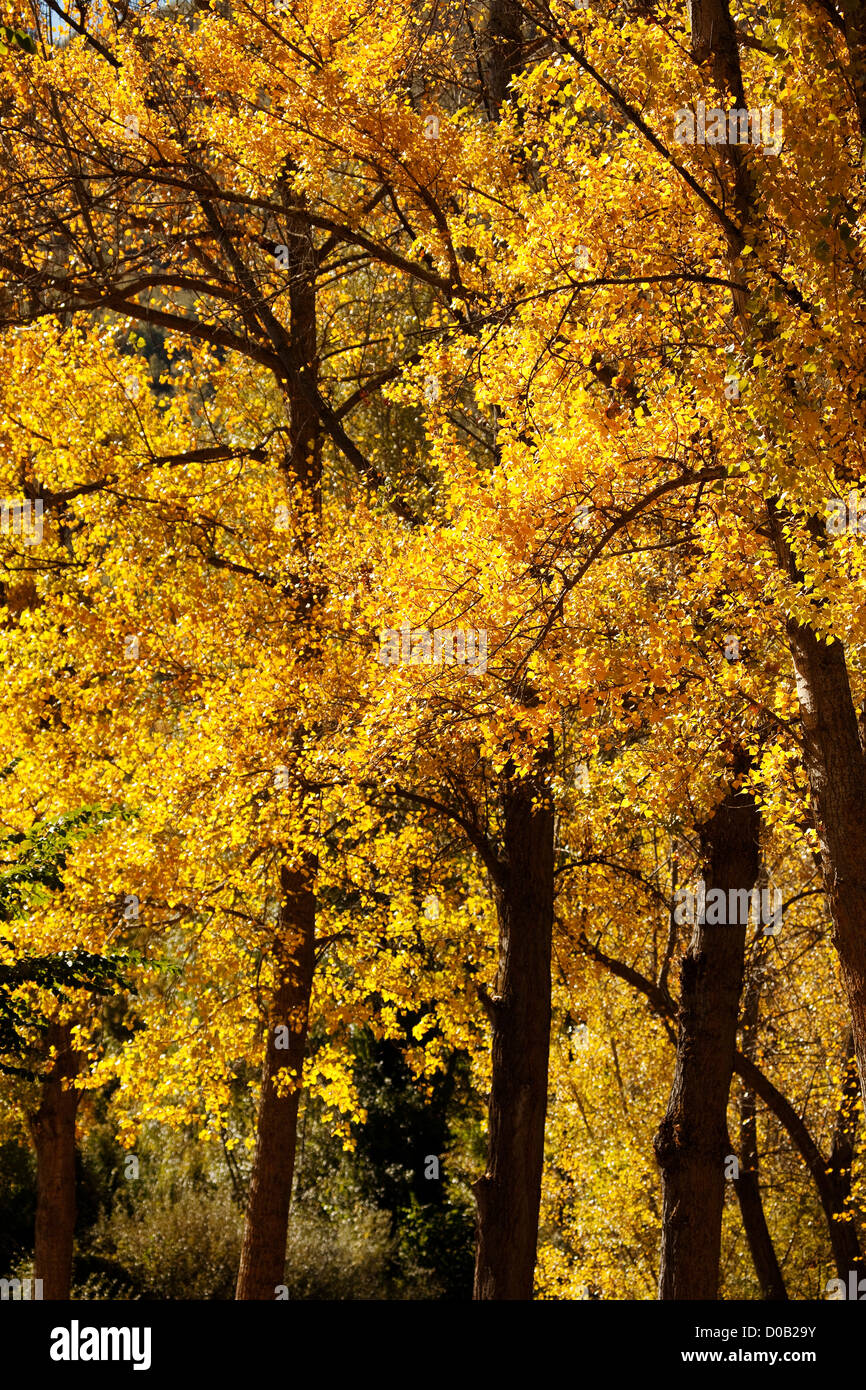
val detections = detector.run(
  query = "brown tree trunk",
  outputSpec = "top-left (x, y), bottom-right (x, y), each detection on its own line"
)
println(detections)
top-left (282, 207), bottom-right (323, 511)
top-left (826, 1030), bottom-right (864, 1279)
top-left (687, 0), bottom-right (753, 248)
top-left (688, 0), bottom-right (744, 101)
top-left (765, 505), bottom-right (866, 1116)
top-left (29, 1021), bottom-right (80, 1300)
top-left (733, 1125), bottom-right (786, 1300)
top-left (688, 0), bottom-right (866, 1145)
top-left (482, 0), bottom-right (525, 114)
top-left (654, 767), bottom-right (760, 1299)
top-left (787, 627), bottom-right (866, 1104)
top-left (235, 862), bottom-right (316, 1300)
top-left (236, 206), bottom-right (322, 1300)
top-left (693, 0), bottom-right (866, 1150)
top-left (473, 753), bottom-right (555, 1300)
top-left (471, 3), bottom-right (552, 1299)
top-left (733, 945), bottom-right (787, 1299)
top-left (838, 0), bottom-right (866, 140)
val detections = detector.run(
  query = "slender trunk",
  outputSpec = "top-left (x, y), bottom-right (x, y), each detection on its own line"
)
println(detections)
top-left (235, 862), bottom-right (316, 1299)
top-left (687, 0), bottom-right (752, 264)
top-left (236, 207), bottom-right (322, 1300)
top-left (689, 0), bottom-right (744, 104)
top-left (734, 1125), bottom-right (786, 1299)
top-left (29, 1022), bottom-right (80, 1300)
top-left (471, 0), bottom-right (552, 1302)
top-left (654, 768), bottom-right (760, 1299)
top-left (282, 207), bottom-right (322, 511)
top-left (734, 945), bottom-right (787, 1299)
top-left (735, 1047), bottom-right (861, 1280)
top-left (473, 753), bottom-right (555, 1300)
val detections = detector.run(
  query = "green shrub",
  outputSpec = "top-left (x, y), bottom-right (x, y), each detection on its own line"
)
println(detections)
top-left (78, 1183), bottom-right (242, 1300)
top-left (283, 1198), bottom-right (425, 1300)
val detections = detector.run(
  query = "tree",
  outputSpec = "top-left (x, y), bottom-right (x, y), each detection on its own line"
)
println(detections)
top-left (0, 811), bottom-right (131, 1296)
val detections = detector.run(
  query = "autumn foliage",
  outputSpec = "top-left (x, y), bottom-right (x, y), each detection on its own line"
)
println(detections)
top-left (1, 0), bottom-right (866, 1303)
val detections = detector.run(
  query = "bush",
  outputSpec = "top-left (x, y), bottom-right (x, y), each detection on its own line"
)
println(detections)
top-left (77, 1182), bottom-right (243, 1300)
top-left (283, 1198), bottom-right (427, 1300)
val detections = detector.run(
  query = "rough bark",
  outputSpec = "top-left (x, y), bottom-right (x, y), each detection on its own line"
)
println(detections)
top-left (654, 770), bottom-right (760, 1299)
top-left (470, 0), bottom-right (554, 1302)
top-left (235, 862), bottom-right (316, 1300)
top-left (29, 1022), bottom-right (81, 1300)
top-left (282, 207), bottom-right (322, 508)
top-left (473, 753), bottom-right (555, 1300)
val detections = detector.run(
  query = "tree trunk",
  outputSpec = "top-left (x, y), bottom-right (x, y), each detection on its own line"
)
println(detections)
top-left (482, 0), bottom-right (525, 114)
top-left (786, 627), bottom-right (866, 1105)
top-left (235, 862), bottom-right (316, 1299)
top-left (236, 204), bottom-right (322, 1301)
top-left (29, 1021), bottom-right (80, 1300)
top-left (838, 0), bottom-right (866, 141)
top-left (765, 506), bottom-right (866, 1115)
top-left (691, 0), bottom-right (866, 1140)
top-left (688, 0), bottom-right (744, 100)
top-left (584, 927), bottom-right (861, 1282)
top-left (733, 945), bottom-right (787, 1299)
top-left (654, 768), bottom-right (760, 1299)
top-left (473, 753), bottom-right (555, 1300)
top-left (826, 1030), bottom-right (864, 1279)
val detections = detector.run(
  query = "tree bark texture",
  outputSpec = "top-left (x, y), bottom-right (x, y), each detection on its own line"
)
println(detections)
top-left (473, 758), bottom-right (555, 1300)
top-left (30, 1021), bottom-right (81, 1300)
top-left (654, 773), bottom-right (760, 1299)
top-left (235, 862), bottom-right (316, 1300)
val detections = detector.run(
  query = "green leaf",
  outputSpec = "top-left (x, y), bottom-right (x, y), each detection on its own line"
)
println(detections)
top-left (15, 27), bottom-right (35, 53)
top-left (0, 25), bottom-right (36, 55)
